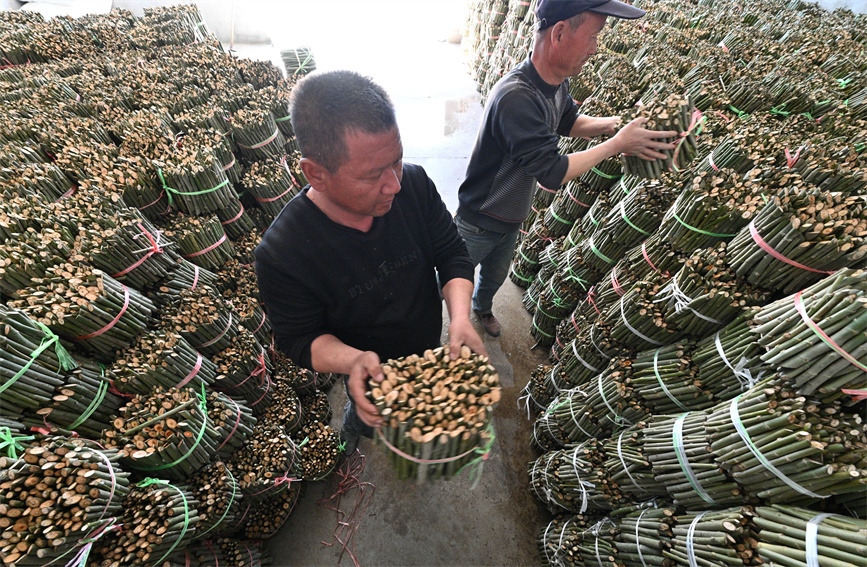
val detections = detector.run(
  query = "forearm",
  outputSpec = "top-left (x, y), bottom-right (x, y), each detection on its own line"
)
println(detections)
top-left (570, 115), bottom-right (619, 138)
top-left (560, 137), bottom-right (623, 185)
top-left (442, 277), bottom-right (474, 323)
top-left (309, 334), bottom-right (366, 375)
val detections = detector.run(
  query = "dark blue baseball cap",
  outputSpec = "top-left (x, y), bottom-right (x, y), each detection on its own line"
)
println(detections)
top-left (535, 0), bottom-right (646, 29)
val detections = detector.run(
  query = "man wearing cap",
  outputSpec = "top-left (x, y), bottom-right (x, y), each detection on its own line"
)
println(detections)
top-left (456, 0), bottom-right (676, 338)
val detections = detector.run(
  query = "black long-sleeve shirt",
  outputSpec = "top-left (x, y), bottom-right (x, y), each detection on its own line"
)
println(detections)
top-left (255, 163), bottom-right (474, 369)
top-left (457, 57), bottom-right (578, 233)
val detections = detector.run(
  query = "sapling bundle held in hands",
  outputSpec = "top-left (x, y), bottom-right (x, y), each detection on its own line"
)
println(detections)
top-left (621, 94), bottom-right (700, 178)
top-left (367, 345), bottom-right (500, 482)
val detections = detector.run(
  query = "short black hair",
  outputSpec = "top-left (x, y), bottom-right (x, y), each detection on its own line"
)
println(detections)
top-left (289, 70), bottom-right (397, 173)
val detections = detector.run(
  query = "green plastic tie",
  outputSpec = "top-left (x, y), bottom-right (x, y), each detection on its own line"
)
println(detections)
top-left (136, 478), bottom-right (191, 566)
top-left (590, 167), bottom-right (622, 180)
top-left (0, 427), bottom-right (34, 459)
top-left (136, 384), bottom-right (208, 472)
top-left (620, 201), bottom-right (650, 236)
top-left (727, 105), bottom-right (749, 119)
top-left (672, 212), bottom-right (736, 237)
top-left (589, 237), bottom-right (615, 264)
top-left (158, 168), bottom-right (230, 208)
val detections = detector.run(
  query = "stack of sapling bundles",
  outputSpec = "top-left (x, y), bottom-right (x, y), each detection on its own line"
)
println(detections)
top-left (293, 421), bottom-right (340, 480)
top-left (599, 278), bottom-right (682, 351)
top-left (0, 437), bottom-right (131, 567)
top-left (367, 345), bottom-right (500, 482)
top-left (236, 57), bottom-right (283, 90)
top-left (728, 186), bottom-right (867, 294)
top-left (116, 155), bottom-right (173, 222)
top-left (151, 258), bottom-right (220, 301)
top-left (510, 216), bottom-right (554, 287)
top-left (543, 180), bottom-right (596, 238)
top-left (754, 505), bottom-right (867, 567)
top-left (561, 317), bottom-right (634, 394)
top-left (281, 46), bottom-right (316, 76)
top-left (0, 305), bottom-right (76, 423)
top-left (614, 504), bottom-right (677, 567)
top-left (34, 357), bottom-right (123, 439)
top-left (580, 139), bottom-right (624, 194)
top-left (231, 229), bottom-right (261, 266)
top-left (752, 268), bottom-right (867, 399)
top-left (229, 422), bottom-right (302, 501)
top-left (0, 160), bottom-right (74, 201)
top-left (210, 392), bottom-right (257, 461)
top-left (0, 227), bottom-right (74, 298)
top-left (188, 538), bottom-right (273, 567)
top-left (152, 143), bottom-right (239, 216)
top-left (533, 356), bottom-right (649, 449)
top-left (82, 211), bottom-right (182, 291)
top-left (630, 342), bottom-right (707, 415)
top-left (655, 168), bottom-right (764, 255)
top-left (215, 194), bottom-right (260, 240)
top-left (604, 178), bottom-right (677, 251)
top-left (239, 480), bottom-right (303, 540)
top-left (188, 461), bottom-right (245, 540)
top-left (271, 347), bottom-right (318, 395)
top-left (261, 374), bottom-right (304, 435)
top-left (114, 107), bottom-right (177, 161)
top-left (95, 478), bottom-right (201, 566)
top-left (518, 364), bottom-right (556, 418)
top-left (101, 385), bottom-right (220, 480)
top-left (112, 328), bottom-right (218, 395)
top-left (163, 214), bottom-right (236, 271)
top-left (654, 243), bottom-right (772, 340)
top-left (665, 507), bottom-right (760, 567)
top-left (248, 79), bottom-right (297, 139)
top-left (232, 107), bottom-right (286, 161)
top-left (230, 293), bottom-right (271, 346)
top-left (241, 157), bottom-right (301, 219)
top-left (211, 328), bottom-right (274, 414)
top-left (644, 410), bottom-right (747, 509)
top-left (158, 283), bottom-right (240, 356)
top-left (184, 127), bottom-right (243, 186)
top-left (621, 94), bottom-right (700, 178)
top-left (298, 388), bottom-right (332, 426)
top-left (706, 376), bottom-right (867, 505)
top-left (529, 440), bottom-right (623, 514)
top-left (603, 426), bottom-right (669, 502)
top-left (172, 103), bottom-right (233, 140)
top-left (538, 517), bottom-right (620, 567)
top-left (10, 262), bottom-right (155, 361)
top-left (691, 308), bottom-right (769, 399)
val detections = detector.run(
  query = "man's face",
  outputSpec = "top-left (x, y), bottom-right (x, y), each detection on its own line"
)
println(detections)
top-left (325, 127), bottom-right (404, 219)
top-left (559, 12), bottom-right (608, 76)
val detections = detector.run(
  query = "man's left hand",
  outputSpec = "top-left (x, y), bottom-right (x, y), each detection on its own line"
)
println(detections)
top-left (448, 316), bottom-right (487, 359)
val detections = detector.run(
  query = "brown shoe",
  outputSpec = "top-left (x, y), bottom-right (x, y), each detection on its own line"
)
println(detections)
top-left (475, 310), bottom-right (501, 337)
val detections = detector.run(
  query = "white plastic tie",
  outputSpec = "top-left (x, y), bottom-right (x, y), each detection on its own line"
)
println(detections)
top-left (686, 511), bottom-right (710, 567)
top-left (654, 279), bottom-right (722, 325)
top-left (806, 513), bottom-right (834, 567)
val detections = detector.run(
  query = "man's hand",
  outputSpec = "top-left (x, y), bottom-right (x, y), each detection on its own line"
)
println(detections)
top-left (448, 315), bottom-right (487, 360)
top-left (612, 117), bottom-right (678, 161)
top-left (347, 350), bottom-right (385, 428)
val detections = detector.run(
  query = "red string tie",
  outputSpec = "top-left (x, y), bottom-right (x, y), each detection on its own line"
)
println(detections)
top-left (112, 224), bottom-right (164, 278)
top-left (73, 285), bottom-right (130, 340)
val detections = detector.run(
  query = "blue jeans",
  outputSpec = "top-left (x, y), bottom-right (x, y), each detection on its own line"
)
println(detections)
top-left (455, 215), bottom-right (520, 315)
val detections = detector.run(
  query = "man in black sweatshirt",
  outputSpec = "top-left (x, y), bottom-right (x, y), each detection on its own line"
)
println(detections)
top-left (456, 0), bottom-right (677, 338)
top-left (255, 71), bottom-right (485, 452)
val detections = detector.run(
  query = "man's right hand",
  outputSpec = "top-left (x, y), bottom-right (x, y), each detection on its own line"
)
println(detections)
top-left (613, 117), bottom-right (677, 161)
top-left (347, 350), bottom-right (385, 428)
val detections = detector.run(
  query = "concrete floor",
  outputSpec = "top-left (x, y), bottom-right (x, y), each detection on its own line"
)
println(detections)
top-left (235, 23), bottom-right (551, 567)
